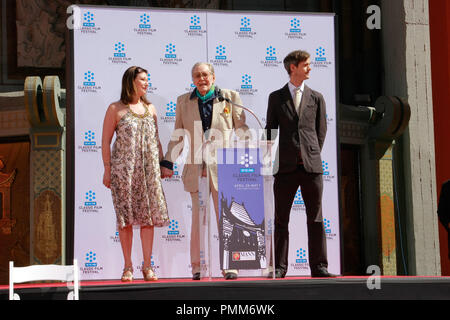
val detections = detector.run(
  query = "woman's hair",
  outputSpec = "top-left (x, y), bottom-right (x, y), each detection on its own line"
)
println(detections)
top-left (120, 66), bottom-right (151, 105)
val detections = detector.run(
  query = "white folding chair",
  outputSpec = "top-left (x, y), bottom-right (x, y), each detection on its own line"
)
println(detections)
top-left (9, 260), bottom-right (79, 300)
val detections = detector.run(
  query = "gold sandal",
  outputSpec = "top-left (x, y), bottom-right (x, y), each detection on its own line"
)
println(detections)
top-left (121, 267), bottom-right (133, 282)
top-left (142, 266), bottom-right (158, 281)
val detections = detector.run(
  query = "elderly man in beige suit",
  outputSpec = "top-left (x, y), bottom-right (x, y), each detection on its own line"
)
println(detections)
top-left (161, 62), bottom-right (249, 280)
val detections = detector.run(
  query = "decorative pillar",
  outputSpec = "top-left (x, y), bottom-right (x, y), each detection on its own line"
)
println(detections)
top-left (378, 145), bottom-right (397, 275)
top-left (381, 0), bottom-right (440, 276)
top-left (0, 160), bottom-right (17, 235)
top-left (24, 76), bottom-right (66, 265)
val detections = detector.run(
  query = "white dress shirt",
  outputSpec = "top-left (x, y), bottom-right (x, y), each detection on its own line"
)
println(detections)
top-left (288, 81), bottom-right (305, 115)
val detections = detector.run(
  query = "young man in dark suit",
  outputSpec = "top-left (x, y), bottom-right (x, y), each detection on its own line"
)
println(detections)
top-left (265, 50), bottom-right (335, 278)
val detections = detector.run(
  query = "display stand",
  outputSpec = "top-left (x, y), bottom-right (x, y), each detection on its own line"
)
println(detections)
top-left (196, 140), bottom-right (276, 279)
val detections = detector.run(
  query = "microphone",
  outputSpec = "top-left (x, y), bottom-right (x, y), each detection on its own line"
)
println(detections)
top-left (217, 89), bottom-right (230, 103)
top-left (217, 89), bottom-right (264, 129)
top-left (217, 89), bottom-right (274, 175)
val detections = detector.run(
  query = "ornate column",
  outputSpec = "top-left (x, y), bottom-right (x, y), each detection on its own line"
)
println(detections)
top-left (382, 0), bottom-right (440, 275)
top-left (0, 161), bottom-right (17, 235)
top-left (24, 76), bottom-right (66, 265)
top-left (378, 145), bottom-right (397, 275)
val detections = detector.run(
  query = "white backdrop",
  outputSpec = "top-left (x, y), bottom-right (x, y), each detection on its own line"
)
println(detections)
top-left (72, 6), bottom-right (340, 280)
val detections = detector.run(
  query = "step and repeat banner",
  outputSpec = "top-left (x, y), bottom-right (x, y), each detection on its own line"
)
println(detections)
top-left (72, 6), bottom-right (339, 280)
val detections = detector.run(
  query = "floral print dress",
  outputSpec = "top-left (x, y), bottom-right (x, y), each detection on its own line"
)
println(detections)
top-left (110, 105), bottom-right (170, 229)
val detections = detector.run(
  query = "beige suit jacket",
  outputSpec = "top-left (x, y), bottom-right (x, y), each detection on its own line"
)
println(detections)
top-left (164, 88), bottom-right (249, 192)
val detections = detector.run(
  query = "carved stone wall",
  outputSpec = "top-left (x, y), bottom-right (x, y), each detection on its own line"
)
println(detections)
top-left (16, 0), bottom-right (66, 68)
top-left (33, 190), bottom-right (61, 264)
top-left (14, 0), bottom-right (219, 69)
top-left (15, 0), bottom-right (106, 68)
top-left (0, 142), bottom-right (30, 285)
top-left (0, 93), bottom-right (30, 284)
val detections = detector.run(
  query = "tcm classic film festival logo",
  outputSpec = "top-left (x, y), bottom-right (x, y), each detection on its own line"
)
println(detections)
top-left (291, 248), bottom-right (309, 271)
top-left (322, 160), bottom-right (335, 183)
top-left (80, 11), bottom-right (101, 34)
top-left (312, 46), bottom-right (332, 68)
top-left (108, 41), bottom-right (132, 64)
top-left (77, 70), bottom-right (102, 94)
top-left (284, 17), bottom-right (307, 39)
top-left (235, 16), bottom-right (256, 39)
top-left (232, 152), bottom-right (261, 191)
top-left (78, 130), bottom-right (101, 153)
top-left (160, 43), bottom-right (182, 65)
top-left (134, 13), bottom-right (157, 36)
top-left (81, 251), bottom-right (103, 275)
top-left (261, 45), bottom-right (282, 68)
top-left (292, 188), bottom-right (305, 212)
top-left (162, 219), bottom-right (186, 242)
top-left (240, 153), bottom-right (254, 173)
top-left (160, 101), bottom-right (176, 124)
top-left (146, 73), bottom-right (158, 94)
top-left (210, 44), bottom-right (233, 67)
top-left (79, 189), bottom-right (103, 213)
top-left (185, 14), bottom-right (206, 37)
top-left (323, 218), bottom-right (337, 240)
top-left (236, 73), bottom-right (258, 96)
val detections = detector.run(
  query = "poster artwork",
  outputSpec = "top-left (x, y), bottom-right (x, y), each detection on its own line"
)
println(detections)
top-left (218, 148), bottom-right (266, 270)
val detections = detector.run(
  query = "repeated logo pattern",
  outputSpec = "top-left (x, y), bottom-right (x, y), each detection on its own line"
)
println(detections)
top-left (74, 10), bottom-right (337, 279)
top-left (140, 13), bottom-right (151, 27)
top-left (190, 15), bottom-right (201, 29)
top-left (296, 248), bottom-right (307, 263)
top-left (83, 11), bottom-right (95, 27)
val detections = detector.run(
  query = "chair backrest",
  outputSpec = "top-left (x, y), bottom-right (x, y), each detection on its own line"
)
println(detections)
top-left (9, 260), bottom-right (79, 300)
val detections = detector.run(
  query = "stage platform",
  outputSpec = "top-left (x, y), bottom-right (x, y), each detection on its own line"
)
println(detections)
top-left (1, 275), bottom-right (450, 300)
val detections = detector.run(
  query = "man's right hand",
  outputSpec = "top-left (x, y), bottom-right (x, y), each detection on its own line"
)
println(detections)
top-left (161, 167), bottom-right (174, 179)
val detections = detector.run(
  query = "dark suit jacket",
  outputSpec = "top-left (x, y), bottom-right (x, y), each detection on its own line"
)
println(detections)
top-left (265, 83), bottom-right (327, 175)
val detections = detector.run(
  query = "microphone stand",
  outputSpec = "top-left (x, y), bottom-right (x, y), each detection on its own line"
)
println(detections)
top-left (217, 95), bottom-right (264, 130)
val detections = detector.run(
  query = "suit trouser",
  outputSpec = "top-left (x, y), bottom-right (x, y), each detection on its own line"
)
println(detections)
top-left (273, 165), bottom-right (328, 275)
top-left (189, 179), bottom-right (238, 276)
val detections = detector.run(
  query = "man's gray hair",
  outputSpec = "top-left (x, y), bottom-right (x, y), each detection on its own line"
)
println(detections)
top-left (191, 62), bottom-right (215, 77)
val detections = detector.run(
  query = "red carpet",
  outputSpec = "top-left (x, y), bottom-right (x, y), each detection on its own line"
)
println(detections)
top-left (0, 275), bottom-right (446, 290)
top-left (2, 275), bottom-right (449, 300)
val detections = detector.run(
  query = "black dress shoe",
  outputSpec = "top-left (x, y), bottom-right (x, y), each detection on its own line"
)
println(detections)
top-left (311, 267), bottom-right (337, 278)
top-left (268, 269), bottom-right (285, 279)
top-left (192, 272), bottom-right (200, 280)
top-left (224, 272), bottom-right (238, 280)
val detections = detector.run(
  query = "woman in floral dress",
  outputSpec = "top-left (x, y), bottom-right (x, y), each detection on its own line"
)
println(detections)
top-left (102, 66), bottom-right (169, 282)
